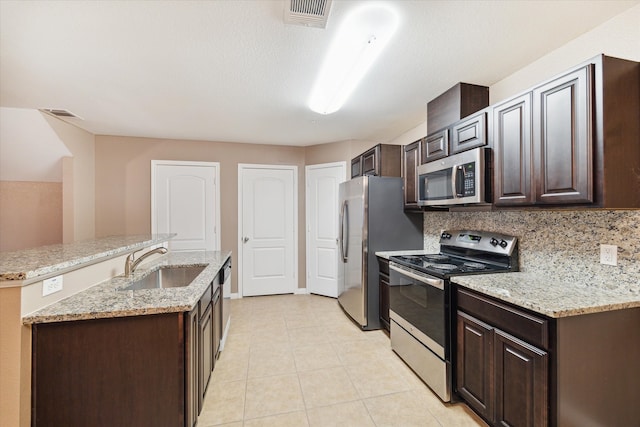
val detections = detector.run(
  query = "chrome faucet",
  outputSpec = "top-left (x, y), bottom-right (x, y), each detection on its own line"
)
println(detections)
top-left (124, 247), bottom-right (168, 277)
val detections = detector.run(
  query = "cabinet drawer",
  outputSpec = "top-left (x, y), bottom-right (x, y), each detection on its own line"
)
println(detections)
top-left (457, 288), bottom-right (549, 349)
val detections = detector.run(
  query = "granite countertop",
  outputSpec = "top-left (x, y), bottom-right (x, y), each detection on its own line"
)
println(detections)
top-left (376, 250), bottom-right (640, 318)
top-left (22, 250), bottom-right (231, 324)
top-left (0, 234), bottom-right (176, 283)
top-left (452, 271), bottom-right (640, 318)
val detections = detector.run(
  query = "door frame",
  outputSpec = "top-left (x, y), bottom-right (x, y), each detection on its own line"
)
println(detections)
top-left (151, 160), bottom-right (221, 250)
top-left (305, 161), bottom-right (347, 296)
top-left (237, 163), bottom-right (298, 298)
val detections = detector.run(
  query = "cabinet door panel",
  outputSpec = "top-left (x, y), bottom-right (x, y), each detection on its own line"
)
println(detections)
top-left (457, 311), bottom-right (494, 422)
top-left (451, 112), bottom-right (487, 154)
top-left (533, 65), bottom-right (593, 204)
top-left (351, 157), bottom-right (362, 178)
top-left (493, 94), bottom-right (533, 206)
top-left (362, 146), bottom-right (378, 175)
top-left (199, 303), bottom-right (214, 408)
top-left (422, 129), bottom-right (449, 163)
top-left (403, 141), bottom-right (421, 208)
top-left (495, 330), bottom-right (548, 427)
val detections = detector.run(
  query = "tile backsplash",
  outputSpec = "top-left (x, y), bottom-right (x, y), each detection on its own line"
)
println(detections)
top-left (422, 210), bottom-right (640, 284)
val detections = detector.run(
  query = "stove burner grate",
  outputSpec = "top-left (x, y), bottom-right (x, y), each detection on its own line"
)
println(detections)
top-left (463, 262), bottom-right (486, 269)
top-left (430, 263), bottom-right (458, 271)
top-left (423, 254), bottom-right (449, 261)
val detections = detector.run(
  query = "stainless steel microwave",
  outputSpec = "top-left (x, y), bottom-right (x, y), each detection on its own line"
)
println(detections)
top-left (417, 147), bottom-right (491, 207)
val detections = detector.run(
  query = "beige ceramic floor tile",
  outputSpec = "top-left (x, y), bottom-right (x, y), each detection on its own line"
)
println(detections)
top-left (198, 422), bottom-right (243, 427)
top-left (211, 350), bottom-right (249, 382)
top-left (211, 294), bottom-right (486, 426)
top-left (332, 338), bottom-right (388, 366)
top-left (247, 345), bottom-right (296, 378)
top-left (244, 374), bottom-right (305, 420)
top-left (198, 379), bottom-right (246, 425)
top-left (306, 400), bottom-right (375, 427)
top-left (243, 411), bottom-right (309, 427)
top-left (364, 390), bottom-right (441, 426)
top-left (411, 387), bottom-right (487, 427)
top-left (298, 366), bottom-right (360, 408)
top-left (287, 326), bottom-right (331, 347)
top-left (292, 344), bottom-right (342, 372)
top-left (344, 359), bottom-right (413, 398)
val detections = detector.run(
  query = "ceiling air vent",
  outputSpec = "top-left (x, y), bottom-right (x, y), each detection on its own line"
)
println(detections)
top-left (285, 0), bottom-right (333, 28)
top-left (41, 109), bottom-right (83, 120)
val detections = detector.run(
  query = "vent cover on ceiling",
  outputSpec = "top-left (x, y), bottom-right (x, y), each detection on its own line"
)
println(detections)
top-left (41, 109), bottom-right (83, 119)
top-left (284, 0), bottom-right (333, 28)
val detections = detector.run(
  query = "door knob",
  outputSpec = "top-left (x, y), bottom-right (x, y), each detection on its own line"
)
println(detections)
top-left (243, 237), bottom-right (250, 243)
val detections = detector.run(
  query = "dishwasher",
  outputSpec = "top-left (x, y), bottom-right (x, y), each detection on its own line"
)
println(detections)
top-left (219, 257), bottom-right (232, 351)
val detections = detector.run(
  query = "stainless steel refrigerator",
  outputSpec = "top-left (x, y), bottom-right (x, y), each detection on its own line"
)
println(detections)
top-left (337, 175), bottom-right (423, 330)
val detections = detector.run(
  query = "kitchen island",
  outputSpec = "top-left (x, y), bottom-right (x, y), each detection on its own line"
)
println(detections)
top-left (0, 235), bottom-right (230, 427)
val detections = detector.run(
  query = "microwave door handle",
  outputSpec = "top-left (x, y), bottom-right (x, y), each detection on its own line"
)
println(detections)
top-left (453, 165), bottom-right (464, 197)
top-left (451, 164), bottom-right (459, 198)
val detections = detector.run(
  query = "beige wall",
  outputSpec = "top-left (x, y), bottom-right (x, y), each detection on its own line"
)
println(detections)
top-left (44, 114), bottom-right (96, 242)
top-left (304, 139), bottom-right (388, 167)
top-left (95, 136), bottom-right (308, 293)
top-left (0, 109), bottom-right (96, 250)
top-left (0, 181), bottom-right (62, 252)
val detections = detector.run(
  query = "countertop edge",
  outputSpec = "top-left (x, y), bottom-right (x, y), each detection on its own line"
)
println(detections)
top-left (1, 234), bottom-right (177, 284)
top-left (22, 250), bottom-right (231, 325)
top-left (452, 273), bottom-right (640, 319)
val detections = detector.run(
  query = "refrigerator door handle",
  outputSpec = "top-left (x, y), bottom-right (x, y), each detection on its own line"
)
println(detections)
top-left (339, 200), bottom-right (349, 262)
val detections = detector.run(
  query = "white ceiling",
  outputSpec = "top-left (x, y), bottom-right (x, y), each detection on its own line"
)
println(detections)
top-left (1, 0), bottom-right (637, 146)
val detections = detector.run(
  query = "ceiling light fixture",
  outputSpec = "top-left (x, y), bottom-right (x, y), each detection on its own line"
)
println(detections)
top-left (308, 3), bottom-right (399, 115)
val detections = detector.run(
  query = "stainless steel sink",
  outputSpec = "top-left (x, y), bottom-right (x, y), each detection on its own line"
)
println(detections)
top-left (122, 265), bottom-right (205, 290)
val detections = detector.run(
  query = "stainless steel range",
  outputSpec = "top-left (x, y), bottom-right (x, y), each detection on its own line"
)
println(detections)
top-left (388, 230), bottom-right (518, 402)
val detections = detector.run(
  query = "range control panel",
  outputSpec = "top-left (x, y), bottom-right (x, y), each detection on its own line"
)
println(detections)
top-left (440, 230), bottom-right (517, 255)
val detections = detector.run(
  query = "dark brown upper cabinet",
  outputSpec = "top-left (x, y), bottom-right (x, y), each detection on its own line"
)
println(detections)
top-left (533, 65), bottom-right (593, 204)
top-left (492, 55), bottom-right (640, 208)
top-left (421, 128), bottom-right (449, 163)
top-left (427, 83), bottom-right (489, 134)
top-left (402, 139), bottom-right (421, 209)
top-left (451, 110), bottom-right (488, 154)
top-left (493, 93), bottom-right (533, 206)
top-left (351, 144), bottom-right (402, 178)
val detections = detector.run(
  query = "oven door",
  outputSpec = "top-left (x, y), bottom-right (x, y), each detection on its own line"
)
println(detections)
top-left (388, 263), bottom-right (448, 360)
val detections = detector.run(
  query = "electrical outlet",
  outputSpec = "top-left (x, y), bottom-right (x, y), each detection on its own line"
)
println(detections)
top-left (600, 244), bottom-right (618, 266)
top-left (43, 275), bottom-right (63, 296)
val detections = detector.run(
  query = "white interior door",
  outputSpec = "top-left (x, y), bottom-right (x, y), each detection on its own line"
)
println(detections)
top-left (152, 161), bottom-right (220, 251)
top-left (306, 162), bottom-right (346, 297)
top-left (239, 164), bottom-right (297, 297)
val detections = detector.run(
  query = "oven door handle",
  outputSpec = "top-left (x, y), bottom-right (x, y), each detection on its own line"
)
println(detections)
top-left (390, 264), bottom-right (444, 290)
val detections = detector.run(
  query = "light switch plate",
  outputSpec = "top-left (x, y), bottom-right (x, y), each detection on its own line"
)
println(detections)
top-left (600, 244), bottom-right (617, 266)
top-left (43, 275), bottom-right (63, 296)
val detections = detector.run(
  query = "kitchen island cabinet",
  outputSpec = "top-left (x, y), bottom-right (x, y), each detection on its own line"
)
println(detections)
top-left (19, 247), bottom-right (231, 427)
top-left (31, 270), bottom-right (224, 427)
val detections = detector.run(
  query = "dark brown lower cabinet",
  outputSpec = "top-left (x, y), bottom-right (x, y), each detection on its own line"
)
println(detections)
top-left (32, 283), bottom-right (221, 427)
top-left (457, 312), bottom-right (494, 421)
top-left (456, 288), bottom-right (549, 427)
top-left (32, 313), bottom-right (186, 427)
top-left (199, 302), bottom-right (214, 409)
top-left (377, 257), bottom-right (390, 331)
top-left (494, 329), bottom-right (548, 427)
